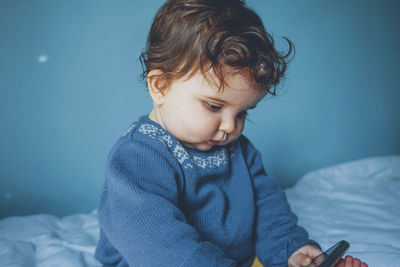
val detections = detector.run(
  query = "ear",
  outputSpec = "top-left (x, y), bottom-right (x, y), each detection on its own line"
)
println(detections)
top-left (147, 69), bottom-right (169, 106)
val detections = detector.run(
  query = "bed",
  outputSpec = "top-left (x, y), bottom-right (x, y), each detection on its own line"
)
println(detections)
top-left (1, 155), bottom-right (399, 266)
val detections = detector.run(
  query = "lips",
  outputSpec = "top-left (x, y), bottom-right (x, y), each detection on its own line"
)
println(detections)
top-left (208, 140), bottom-right (219, 145)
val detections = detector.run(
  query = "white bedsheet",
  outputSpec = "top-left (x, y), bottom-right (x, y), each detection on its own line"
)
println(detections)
top-left (286, 155), bottom-right (400, 267)
top-left (0, 210), bottom-right (101, 267)
top-left (1, 155), bottom-right (399, 266)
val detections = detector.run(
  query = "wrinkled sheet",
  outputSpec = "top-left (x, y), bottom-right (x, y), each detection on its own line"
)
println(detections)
top-left (0, 210), bottom-right (101, 267)
top-left (286, 155), bottom-right (400, 267)
top-left (0, 156), bottom-right (399, 266)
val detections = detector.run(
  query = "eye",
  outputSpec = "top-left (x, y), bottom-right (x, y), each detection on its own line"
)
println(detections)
top-left (205, 102), bottom-right (222, 112)
top-left (237, 110), bottom-right (248, 118)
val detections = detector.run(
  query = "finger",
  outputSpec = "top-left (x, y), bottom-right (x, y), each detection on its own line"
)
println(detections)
top-left (344, 256), bottom-right (353, 267)
top-left (353, 258), bottom-right (361, 267)
top-left (335, 258), bottom-right (345, 267)
top-left (303, 245), bottom-right (322, 258)
top-left (344, 255), bottom-right (353, 261)
top-left (360, 263), bottom-right (368, 267)
top-left (291, 252), bottom-right (312, 266)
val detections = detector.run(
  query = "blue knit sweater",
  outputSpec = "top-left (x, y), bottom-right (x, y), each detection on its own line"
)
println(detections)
top-left (95, 115), bottom-right (318, 267)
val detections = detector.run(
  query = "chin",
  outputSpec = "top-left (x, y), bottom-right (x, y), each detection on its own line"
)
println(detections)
top-left (181, 141), bottom-right (213, 151)
top-left (193, 144), bottom-right (214, 151)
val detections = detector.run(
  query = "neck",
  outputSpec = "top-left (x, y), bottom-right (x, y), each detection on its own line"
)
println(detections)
top-left (149, 108), bottom-right (165, 129)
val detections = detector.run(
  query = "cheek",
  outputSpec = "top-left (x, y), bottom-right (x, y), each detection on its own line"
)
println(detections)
top-left (229, 118), bottom-right (246, 140)
top-left (185, 111), bottom-right (219, 136)
top-left (162, 101), bottom-right (218, 139)
top-left (237, 118), bottom-right (245, 132)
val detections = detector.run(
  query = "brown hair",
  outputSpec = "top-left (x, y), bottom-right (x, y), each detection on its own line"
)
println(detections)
top-left (140, 0), bottom-right (294, 95)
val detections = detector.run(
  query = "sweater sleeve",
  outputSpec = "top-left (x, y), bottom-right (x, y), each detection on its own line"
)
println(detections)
top-left (240, 137), bottom-right (320, 267)
top-left (97, 139), bottom-right (236, 267)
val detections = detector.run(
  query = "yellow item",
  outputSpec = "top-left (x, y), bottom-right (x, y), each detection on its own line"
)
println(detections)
top-left (251, 257), bottom-right (263, 267)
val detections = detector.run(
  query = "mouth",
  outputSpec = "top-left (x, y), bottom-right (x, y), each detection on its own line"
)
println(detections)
top-left (207, 140), bottom-right (219, 146)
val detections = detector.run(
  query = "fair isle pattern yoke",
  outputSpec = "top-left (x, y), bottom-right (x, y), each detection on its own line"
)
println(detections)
top-left (129, 122), bottom-right (230, 169)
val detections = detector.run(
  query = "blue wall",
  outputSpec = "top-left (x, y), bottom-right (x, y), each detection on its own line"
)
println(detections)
top-left (1, 0), bottom-right (399, 219)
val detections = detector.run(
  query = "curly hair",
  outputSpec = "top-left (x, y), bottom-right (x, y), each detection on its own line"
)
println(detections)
top-left (140, 0), bottom-right (294, 95)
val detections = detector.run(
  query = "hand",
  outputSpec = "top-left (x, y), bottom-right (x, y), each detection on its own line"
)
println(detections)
top-left (288, 244), bottom-right (322, 267)
top-left (288, 245), bottom-right (369, 267)
top-left (334, 255), bottom-right (368, 267)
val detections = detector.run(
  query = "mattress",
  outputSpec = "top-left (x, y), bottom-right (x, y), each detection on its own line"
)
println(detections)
top-left (1, 155), bottom-right (399, 266)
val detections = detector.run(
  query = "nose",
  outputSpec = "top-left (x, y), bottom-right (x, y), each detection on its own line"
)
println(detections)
top-left (219, 115), bottom-right (236, 134)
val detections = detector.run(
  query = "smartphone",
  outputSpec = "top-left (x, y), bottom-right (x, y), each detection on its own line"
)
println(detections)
top-left (305, 240), bottom-right (350, 267)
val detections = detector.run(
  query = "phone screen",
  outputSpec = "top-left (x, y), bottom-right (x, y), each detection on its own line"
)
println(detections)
top-left (306, 240), bottom-right (350, 267)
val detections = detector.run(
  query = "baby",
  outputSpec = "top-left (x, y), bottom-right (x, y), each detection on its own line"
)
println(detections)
top-left (95, 1), bottom-right (368, 266)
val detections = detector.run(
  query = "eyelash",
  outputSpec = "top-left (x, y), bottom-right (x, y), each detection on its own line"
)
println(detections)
top-left (205, 102), bottom-right (248, 118)
top-left (205, 102), bottom-right (222, 112)
top-left (237, 111), bottom-right (248, 118)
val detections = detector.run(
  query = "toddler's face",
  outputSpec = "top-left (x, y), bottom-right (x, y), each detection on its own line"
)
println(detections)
top-left (150, 69), bottom-right (267, 151)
